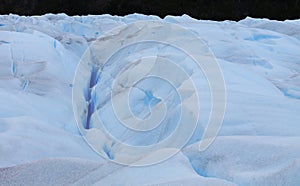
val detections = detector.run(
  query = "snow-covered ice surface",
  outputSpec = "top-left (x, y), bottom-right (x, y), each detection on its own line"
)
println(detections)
top-left (0, 13), bottom-right (299, 185)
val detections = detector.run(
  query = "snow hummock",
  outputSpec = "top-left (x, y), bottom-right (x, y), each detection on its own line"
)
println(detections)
top-left (0, 13), bottom-right (300, 185)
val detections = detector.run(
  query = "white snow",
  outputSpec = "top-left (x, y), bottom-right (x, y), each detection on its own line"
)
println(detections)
top-left (0, 13), bottom-right (299, 185)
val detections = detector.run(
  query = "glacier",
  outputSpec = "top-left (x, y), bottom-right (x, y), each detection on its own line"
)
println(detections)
top-left (0, 13), bottom-right (300, 185)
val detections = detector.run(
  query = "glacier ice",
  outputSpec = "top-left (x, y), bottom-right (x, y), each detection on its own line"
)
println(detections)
top-left (0, 13), bottom-right (299, 185)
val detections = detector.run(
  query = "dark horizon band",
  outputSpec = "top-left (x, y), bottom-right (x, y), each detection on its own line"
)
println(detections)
top-left (1, 0), bottom-right (300, 21)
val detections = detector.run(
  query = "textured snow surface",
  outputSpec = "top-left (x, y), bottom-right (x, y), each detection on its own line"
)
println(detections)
top-left (0, 13), bottom-right (300, 185)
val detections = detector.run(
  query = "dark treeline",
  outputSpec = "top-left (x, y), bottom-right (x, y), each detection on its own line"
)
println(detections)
top-left (1, 0), bottom-right (300, 21)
